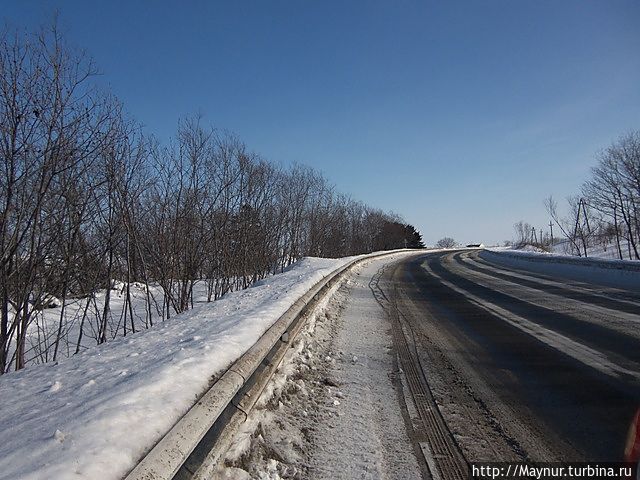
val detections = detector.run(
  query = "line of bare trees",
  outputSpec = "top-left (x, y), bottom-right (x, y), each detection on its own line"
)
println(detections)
top-left (0, 25), bottom-right (423, 373)
top-left (512, 131), bottom-right (639, 259)
top-left (545, 131), bottom-right (640, 259)
top-left (511, 221), bottom-right (552, 250)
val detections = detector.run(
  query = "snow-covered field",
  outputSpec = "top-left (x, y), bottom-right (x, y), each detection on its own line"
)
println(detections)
top-left (548, 238), bottom-right (637, 261)
top-left (503, 239), bottom-right (638, 261)
top-left (13, 277), bottom-right (241, 369)
top-left (17, 281), bottom-right (168, 367)
top-left (0, 256), bottom-right (358, 480)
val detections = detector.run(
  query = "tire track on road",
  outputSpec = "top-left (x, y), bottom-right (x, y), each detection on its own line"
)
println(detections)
top-left (429, 253), bottom-right (640, 374)
top-left (406, 252), bottom-right (639, 460)
top-left (369, 264), bottom-right (469, 480)
top-left (457, 251), bottom-right (640, 315)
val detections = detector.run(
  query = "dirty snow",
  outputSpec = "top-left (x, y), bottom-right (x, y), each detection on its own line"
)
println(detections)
top-left (214, 253), bottom-right (423, 480)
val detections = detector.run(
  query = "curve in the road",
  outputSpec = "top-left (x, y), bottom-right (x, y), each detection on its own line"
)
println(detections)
top-left (394, 250), bottom-right (640, 462)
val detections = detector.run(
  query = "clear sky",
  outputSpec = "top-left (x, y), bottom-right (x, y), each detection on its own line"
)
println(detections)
top-left (3, 1), bottom-right (639, 245)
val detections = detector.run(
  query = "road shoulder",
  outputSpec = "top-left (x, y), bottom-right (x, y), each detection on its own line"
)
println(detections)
top-left (212, 256), bottom-right (424, 480)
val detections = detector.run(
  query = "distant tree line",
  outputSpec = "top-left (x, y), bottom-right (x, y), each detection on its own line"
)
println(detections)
top-left (511, 131), bottom-right (639, 259)
top-left (0, 25), bottom-right (424, 373)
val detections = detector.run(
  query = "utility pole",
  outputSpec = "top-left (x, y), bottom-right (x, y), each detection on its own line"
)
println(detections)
top-left (549, 220), bottom-right (554, 245)
top-left (581, 198), bottom-right (591, 235)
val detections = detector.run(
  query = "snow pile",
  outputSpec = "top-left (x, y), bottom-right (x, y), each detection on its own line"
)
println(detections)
top-left (213, 267), bottom-right (349, 480)
top-left (504, 239), bottom-right (638, 261)
top-left (0, 256), bottom-right (355, 480)
top-left (482, 249), bottom-right (640, 291)
top-left (514, 244), bottom-right (550, 254)
top-left (548, 238), bottom-right (636, 260)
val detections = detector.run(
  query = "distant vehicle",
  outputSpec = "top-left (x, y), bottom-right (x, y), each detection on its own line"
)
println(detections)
top-left (466, 243), bottom-right (485, 248)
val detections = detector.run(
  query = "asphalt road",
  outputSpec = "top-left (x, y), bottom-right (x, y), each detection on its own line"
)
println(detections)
top-left (383, 250), bottom-right (640, 463)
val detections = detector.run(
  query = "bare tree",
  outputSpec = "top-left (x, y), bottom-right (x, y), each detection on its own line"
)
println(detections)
top-left (582, 132), bottom-right (640, 260)
top-left (0, 22), bottom-right (115, 371)
top-left (545, 196), bottom-right (586, 256)
top-left (0, 23), bottom-right (426, 374)
top-left (436, 237), bottom-right (456, 248)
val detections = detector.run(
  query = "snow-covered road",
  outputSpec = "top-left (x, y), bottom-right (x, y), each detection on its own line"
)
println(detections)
top-left (305, 257), bottom-right (424, 479)
top-left (214, 253), bottom-right (426, 480)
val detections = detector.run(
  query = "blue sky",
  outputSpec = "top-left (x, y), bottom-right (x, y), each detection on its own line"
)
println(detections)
top-left (3, 1), bottom-right (639, 245)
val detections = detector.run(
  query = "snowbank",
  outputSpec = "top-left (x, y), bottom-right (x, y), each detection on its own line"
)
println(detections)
top-left (549, 238), bottom-right (637, 261)
top-left (0, 256), bottom-right (355, 480)
top-left (482, 249), bottom-right (640, 291)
